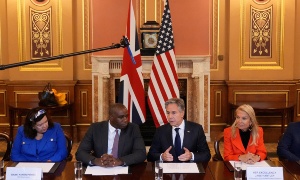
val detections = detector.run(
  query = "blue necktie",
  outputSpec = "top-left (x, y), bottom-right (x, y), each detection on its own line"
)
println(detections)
top-left (174, 128), bottom-right (181, 156)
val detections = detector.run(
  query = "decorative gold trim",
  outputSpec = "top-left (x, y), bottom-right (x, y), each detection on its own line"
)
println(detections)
top-left (211, 0), bottom-right (219, 70)
top-left (140, 0), bottom-right (163, 28)
top-left (18, 0), bottom-right (63, 71)
top-left (240, 0), bottom-right (284, 69)
top-left (0, 15), bottom-right (2, 65)
top-left (215, 90), bottom-right (222, 117)
top-left (14, 91), bottom-right (39, 102)
top-left (83, 0), bottom-right (91, 70)
top-left (0, 90), bottom-right (6, 117)
top-left (80, 90), bottom-right (88, 117)
top-left (233, 91), bottom-right (289, 106)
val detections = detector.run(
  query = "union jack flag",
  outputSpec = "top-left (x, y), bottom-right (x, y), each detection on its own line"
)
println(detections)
top-left (147, 0), bottom-right (179, 127)
top-left (118, 0), bottom-right (146, 124)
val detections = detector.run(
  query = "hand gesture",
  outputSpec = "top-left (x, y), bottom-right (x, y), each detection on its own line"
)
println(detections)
top-left (162, 146), bottom-right (174, 161)
top-left (178, 147), bottom-right (192, 162)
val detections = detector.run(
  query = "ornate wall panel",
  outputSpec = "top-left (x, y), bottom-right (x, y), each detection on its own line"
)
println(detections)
top-left (30, 7), bottom-right (52, 59)
top-left (0, 90), bottom-right (6, 117)
top-left (82, 0), bottom-right (91, 70)
top-left (17, 0), bottom-right (63, 71)
top-left (240, 0), bottom-right (283, 69)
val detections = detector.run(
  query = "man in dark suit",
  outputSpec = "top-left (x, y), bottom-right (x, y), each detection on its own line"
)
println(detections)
top-left (76, 103), bottom-right (146, 166)
top-left (277, 121), bottom-right (300, 161)
top-left (147, 98), bottom-right (211, 162)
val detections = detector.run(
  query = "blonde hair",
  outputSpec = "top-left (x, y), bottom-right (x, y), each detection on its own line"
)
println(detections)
top-left (231, 104), bottom-right (259, 146)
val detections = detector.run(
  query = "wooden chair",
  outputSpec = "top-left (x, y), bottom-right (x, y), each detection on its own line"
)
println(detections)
top-left (0, 132), bottom-right (12, 161)
top-left (212, 132), bottom-right (224, 161)
top-left (64, 133), bottom-right (73, 161)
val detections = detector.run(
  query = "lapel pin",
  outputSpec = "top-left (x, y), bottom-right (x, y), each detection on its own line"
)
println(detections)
top-left (50, 138), bottom-right (54, 141)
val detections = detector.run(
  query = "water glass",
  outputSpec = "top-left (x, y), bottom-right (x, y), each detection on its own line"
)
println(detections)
top-left (155, 160), bottom-right (163, 180)
top-left (0, 160), bottom-right (4, 180)
top-left (234, 161), bottom-right (242, 180)
top-left (74, 161), bottom-right (83, 180)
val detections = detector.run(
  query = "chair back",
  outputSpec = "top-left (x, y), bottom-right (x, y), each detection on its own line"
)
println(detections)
top-left (64, 133), bottom-right (73, 161)
top-left (212, 132), bottom-right (224, 161)
top-left (0, 132), bottom-right (12, 161)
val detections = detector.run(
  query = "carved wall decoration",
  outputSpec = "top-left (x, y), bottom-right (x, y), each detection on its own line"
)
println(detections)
top-left (250, 6), bottom-right (272, 58)
top-left (17, 0), bottom-right (63, 71)
top-left (240, 0), bottom-right (283, 69)
top-left (30, 8), bottom-right (52, 59)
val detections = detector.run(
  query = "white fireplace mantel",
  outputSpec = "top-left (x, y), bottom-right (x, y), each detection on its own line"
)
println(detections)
top-left (91, 55), bottom-right (211, 141)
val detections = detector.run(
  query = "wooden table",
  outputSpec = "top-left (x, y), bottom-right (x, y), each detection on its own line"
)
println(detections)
top-left (229, 103), bottom-right (295, 134)
top-left (209, 161), bottom-right (297, 180)
top-left (8, 102), bottom-right (74, 140)
top-left (4, 161), bottom-right (299, 180)
top-left (279, 161), bottom-right (300, 179)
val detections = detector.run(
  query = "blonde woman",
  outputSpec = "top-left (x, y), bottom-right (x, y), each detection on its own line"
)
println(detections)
top-left (223, 104), bottom-right (267, 164)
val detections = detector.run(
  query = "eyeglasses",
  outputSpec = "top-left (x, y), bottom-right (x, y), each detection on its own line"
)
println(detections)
top-left (30, 109), bottom-right (46, 121)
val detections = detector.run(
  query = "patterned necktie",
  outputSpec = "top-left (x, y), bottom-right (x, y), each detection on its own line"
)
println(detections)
top-left (174, 128), bottom-right (181, 156)
top-left (112, 129), bottom-right (119, 158)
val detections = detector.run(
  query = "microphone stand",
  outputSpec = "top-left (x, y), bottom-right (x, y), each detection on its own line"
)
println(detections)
top-left (0, 36), bottom-right (129, 70)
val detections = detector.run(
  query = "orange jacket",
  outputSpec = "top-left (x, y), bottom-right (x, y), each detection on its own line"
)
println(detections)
top-left (223, 127), bottom-right (267, 161)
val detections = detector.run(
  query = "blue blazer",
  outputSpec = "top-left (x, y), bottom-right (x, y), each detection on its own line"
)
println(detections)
top-left (147, 120), bottom-right (211, 162)
top-left (277, 122), bottom-right (300, 161)
top-left (11, 123), bottom-right (67, 162)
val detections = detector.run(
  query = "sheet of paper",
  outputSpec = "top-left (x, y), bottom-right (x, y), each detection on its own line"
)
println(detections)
top-left (229, 160), bottom-right (271, 171)
top-left (85, 166), bottom-right (128, 175)
top-left (15, 162), bottom-right (55, 173)
top-left (163, 163), bottom-right (199, 173)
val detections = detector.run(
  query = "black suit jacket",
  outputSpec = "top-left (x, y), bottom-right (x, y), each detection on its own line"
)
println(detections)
top-left (76, 121), bottom-right (146, 165)
top-left (277, 121), bottom-right (300, 161)
top-left (147, 120), bottom-right (211, 162)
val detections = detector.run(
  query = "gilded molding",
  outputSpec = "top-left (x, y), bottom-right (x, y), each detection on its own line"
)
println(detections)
top-left (215, 90), bottom-right (222, 117)
top-left (140, 0), bottom-right (162, 28)
top-left (80, 90), bottom-right (88, 117)
top-left (211, 0), bottom-right (219, 70)
top-left (0, 90), bottom-right (6, 117)
top-left (18, 0), bottom-right (63, 71)
top-left (233, 91), bottom-right (289, 106)
top-left (240, 0), bottom-right (284, 69)
top-left (83, 0), bottom-right (91, 70)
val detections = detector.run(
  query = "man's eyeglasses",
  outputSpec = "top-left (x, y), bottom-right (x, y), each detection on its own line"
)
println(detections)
top-left (30, 109), bottom-right (46, 121)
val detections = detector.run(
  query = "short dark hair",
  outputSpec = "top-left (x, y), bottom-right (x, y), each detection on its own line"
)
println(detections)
top-left (24, 107), bottom-right (54, 139)
top-left (165, 98), bottom-right (185, 112)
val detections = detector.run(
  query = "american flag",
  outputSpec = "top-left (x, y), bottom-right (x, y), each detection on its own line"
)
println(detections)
top-left (147, 0), bottom-right (179, 127)
top-left (118, 0), bottom-right (146, 124)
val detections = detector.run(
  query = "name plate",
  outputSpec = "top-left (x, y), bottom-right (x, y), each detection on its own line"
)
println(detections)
top-left (6, 167), bottom-right (43, 180)
top-left (246, 167), bottom-right (283, 180)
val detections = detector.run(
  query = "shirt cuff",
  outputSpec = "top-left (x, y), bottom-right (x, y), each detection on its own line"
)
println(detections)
top-left (191, 152), bottom-right (195, 161)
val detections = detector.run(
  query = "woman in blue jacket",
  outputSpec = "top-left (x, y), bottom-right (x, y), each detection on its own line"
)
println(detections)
top-left (11, 107), bottom-right (67, 162)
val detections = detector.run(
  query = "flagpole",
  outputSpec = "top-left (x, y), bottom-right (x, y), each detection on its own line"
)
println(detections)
top-left (0, 36), bottom-right (129, 70)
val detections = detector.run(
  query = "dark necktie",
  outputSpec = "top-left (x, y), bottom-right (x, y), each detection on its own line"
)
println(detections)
top-left (112, 129), bottom-right (119, 158)
top-left (174, 128), bottom-right (181, 156)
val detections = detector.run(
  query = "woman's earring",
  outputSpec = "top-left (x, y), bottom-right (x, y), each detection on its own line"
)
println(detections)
top-left (248, 124), bottom-right (253, 131)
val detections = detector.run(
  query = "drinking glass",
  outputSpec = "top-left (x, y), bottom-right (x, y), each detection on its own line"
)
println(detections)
top-left (74, 161), bottom-right (83, 180)
top-left (234, 161), bottom-right (242, 180)
top-left (155, 160), bottom-right (163, 180)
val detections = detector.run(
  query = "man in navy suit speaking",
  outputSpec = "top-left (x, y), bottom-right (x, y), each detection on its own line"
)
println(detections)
top-left (147, 98), bottom-right (211, 162)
